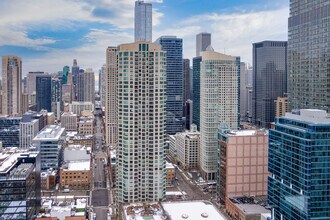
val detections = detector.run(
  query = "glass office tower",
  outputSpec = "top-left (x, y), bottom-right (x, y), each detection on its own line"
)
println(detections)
top-left (155, 36), bottom-right (183, 135)
top-left (0, 150), bottom-right (41, 220)
top-left (192, 56), bottom-right (202, 130)
top-left (135, 0), bottom-right (152, 42)
top-left (268, 109), bottom-right (330, 219)
top-left (288, 0), bottom-right (330, 111)
top-left (252, 41), bottom-right (287, 128)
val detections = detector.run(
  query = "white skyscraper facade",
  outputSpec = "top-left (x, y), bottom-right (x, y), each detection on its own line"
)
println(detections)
top-left (199, 51), bottom-right (239, 180)
top-left (116, 42), bottom-right (166, 203)
top-left (134, 1), bottom-right (152, 42)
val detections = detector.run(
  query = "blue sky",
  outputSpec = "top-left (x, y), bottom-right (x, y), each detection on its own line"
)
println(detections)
top-left (0, 0), bottom-right (289, 75)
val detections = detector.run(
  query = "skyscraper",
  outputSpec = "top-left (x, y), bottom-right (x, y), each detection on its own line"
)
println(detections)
top-left (27, 71), bottom-right (44, 97)
top-left (76, 69), bottom-right (85, 101)
top-left (2, 56), bottom-right (22, 116)
top-left (83, 69), bottom-right (95, 104)
top-left (192, 56), bottom-right (202, 130)
top-left (199, 50), bottom-right (239, 180)
top-left (36, 75), bottom-right (52, 112)
top-left (196, 32), bottom-right (211, 57)
top-left (62, 66), bottom-right (69, 84)
top-left (135, 0), bottom-right (152, 42)
top-left (252, 41), bottom-right (287, 128)
top-left (105, 47), bottom-right (117, 147)
top-left (240, 62), bottom-right (249, 121)
top-left (183, 59), bottom-right (191, 102)
top-left (72, 59), bottom-right (79, 97)
top-left (268, 109), bottom-right (330, 219)
top-left (99, 64), bottom-right (107, 108)
top-left (155, 36), bottom-right (183, 135)
top-left (288, 1), bottom-right (330, 111)
top-left (116, 41), bottom-right (166, 203)
top-left (51, 78), bottom-right (62, 119)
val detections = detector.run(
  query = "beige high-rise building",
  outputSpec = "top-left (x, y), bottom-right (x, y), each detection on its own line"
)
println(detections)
top-left (84, 69), bottom-right (95, 104)
top-left (116, 41), bottom-right (166, 203)
top-left (199, 50), bottom-right (239, 180)
top-left (217, 129), bottom-right (268, 204)
top-left (2, 56), bottom-right (22, 116)
top-left (22, 93), bottom-right (29, 114)
top-left (105, 47), bottom-right (117, 147)
top-left (275, 97), bottom-right (288, 117)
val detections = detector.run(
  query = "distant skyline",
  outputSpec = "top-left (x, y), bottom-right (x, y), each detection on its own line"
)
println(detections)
top-left (0, 0), bottom-right (288, 75)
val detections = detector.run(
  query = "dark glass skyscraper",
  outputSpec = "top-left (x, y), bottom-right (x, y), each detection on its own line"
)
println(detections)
top-left (268, 109), bottom-right (330, 220)
top-left (36, 75), bottom-right (52, 112)
top-left (183, 59), bottom-right (191, 103)
top-left (252, 41), bottom-right (287, 128)
top-left (192, 56), bottom-right (201, 130)
top-left (62, 65), bottom-right (69, 84)
top-left (0, 149), bottom-right (41, 220)
top-left (156, 36), bottom-right (183, 135)
top-left (288, 0), bottom-right (330, 112)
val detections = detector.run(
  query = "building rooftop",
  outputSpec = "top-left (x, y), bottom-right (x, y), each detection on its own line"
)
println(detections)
top-left (63, 161), bottom-right (90, 171)
top-left (166, 162), bottom-right (175, 169)
top-left (0, 147), bottom-right (38, 175)
top-left (228, 196), bottom-right (270, 217)
top-left (34, 125), bottom-right (65, 141)
top-left (227, 129), bottom-right (267, 136)
top-left (284, 109), bottom-right (330, 124)
top-left (162, 201), bottom-right (227, 220)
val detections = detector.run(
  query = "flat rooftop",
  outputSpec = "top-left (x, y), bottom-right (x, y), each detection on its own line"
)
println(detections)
top-left (227, 130), bottom-right (267, 136)
top-left (64, 161), bottom-right (90, 171)
top-left (285, 109), bottom-right (330, 124)
top-left (162, 201), bottom-right (227, 220)
top-left (34, 125), bottom-right (65, 140)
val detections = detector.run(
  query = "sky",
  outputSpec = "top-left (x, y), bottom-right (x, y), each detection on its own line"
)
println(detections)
top-left (0, 0), bottom-right (289, 76)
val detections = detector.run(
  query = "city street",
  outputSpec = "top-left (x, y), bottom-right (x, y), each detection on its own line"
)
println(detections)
top-left (91, 107), bottom-right (110, 220)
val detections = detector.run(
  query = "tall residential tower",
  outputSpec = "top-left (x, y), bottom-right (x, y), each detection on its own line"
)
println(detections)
top-left (116, 42), bottom-right (166, 203)
top-left (105, 47), bottom-right (117, 147)
top-left (199, 50), bottom-right (239, 180)
top-left (2, 56), bottom-right (22, 116)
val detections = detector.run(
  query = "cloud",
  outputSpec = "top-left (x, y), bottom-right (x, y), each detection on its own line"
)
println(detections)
top-left (22, 29), bottom-right (134, 73)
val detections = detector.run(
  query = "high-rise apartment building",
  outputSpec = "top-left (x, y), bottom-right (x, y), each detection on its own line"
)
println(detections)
top-left (183, 59), bottom-right (191, 102)
top-left (105, 47), bottom-right (117, 147)
top-left (84, 69), bottom-right (95, 104)
top-left (268, 109), bottom-right (330, 220)
top-left (116, 42), bottom-right (166, 203)
top-left (192, 56), bottom-right (202, 130)
top-left (252, 41), bottom-right (287, 128)
top-left (36, 75), bottom-right (52, 112)
top-left (0, 148), bottom-right (41, 220)
top-left (200, 50), bottom-right (239, 180)
top-left (288, 1), bottom-right (330, 111)
top-left (155, 36), bottom-right (183, 135)
top-left (217, 128), bottom-right (268, 204)
top-left (2, 56), bottom-right (22, 116)
top-left (196, 32), bottom-right (211, 57)
top-left (135, 1), bottom-right (152, 42)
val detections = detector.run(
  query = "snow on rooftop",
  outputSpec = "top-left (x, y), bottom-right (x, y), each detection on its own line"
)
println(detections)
top-left (66, 161), bottom-right (90, 171)
top-left (166, 162), bottom-right (175, 169)
top-left (162, 201), bottom-right (227, 220)
top-left (0, 153), bottom-right (20, 173)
